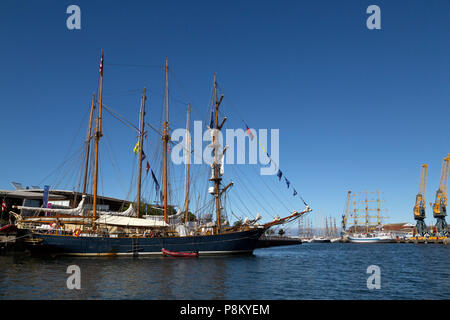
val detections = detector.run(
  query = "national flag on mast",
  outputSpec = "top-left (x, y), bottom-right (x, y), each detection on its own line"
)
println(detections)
top-left (99, 51), bottom-right (104, 76)
top-left (245, 123), bottom-right (254, 141)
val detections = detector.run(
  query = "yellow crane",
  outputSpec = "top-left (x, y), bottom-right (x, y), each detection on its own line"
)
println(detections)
top-left (413, 164), bottom-right (428, 236)
top-left (432, 154), bottom-right (450, 237)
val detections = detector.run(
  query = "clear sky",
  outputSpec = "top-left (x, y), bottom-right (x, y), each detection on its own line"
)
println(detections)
top-left (1, 0), bottom-right (449, 228)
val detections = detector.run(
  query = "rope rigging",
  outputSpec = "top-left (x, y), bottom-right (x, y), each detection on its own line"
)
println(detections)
top-left (32, 60), bottom-right (310, 231)
top-left (216, 80), bottom-right (310, 209)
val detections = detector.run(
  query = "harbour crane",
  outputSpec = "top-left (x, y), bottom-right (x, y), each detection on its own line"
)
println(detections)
top-left (432, 154), bottom-right (450, 237)
top-left (413, 164), bottom-right (428, 236)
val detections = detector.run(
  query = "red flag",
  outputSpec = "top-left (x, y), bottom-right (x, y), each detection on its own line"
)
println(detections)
top-left (146, 161), bottom-right (150, 175)
top-left (1, 200), bottom-right (6, 212)
top-left (99, 51), bottom-right (104, 76)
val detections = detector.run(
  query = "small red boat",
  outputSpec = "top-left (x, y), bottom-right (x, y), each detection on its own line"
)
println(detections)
top-left (162, 248), bottom-right (199, 258)
top-left (0, 224), bottom-right (18, 233)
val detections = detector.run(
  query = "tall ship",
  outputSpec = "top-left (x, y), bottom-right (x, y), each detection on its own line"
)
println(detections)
top-left (342, 190), bottom-right (394, 243)
top-left (11, 52), bottom-right (311, 256)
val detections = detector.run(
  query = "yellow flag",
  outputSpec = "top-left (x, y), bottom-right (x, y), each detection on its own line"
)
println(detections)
top-left (133, 141), bottom-right (140, 154)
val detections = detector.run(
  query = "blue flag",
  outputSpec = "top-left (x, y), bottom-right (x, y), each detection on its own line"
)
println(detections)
top-left (209, 110), bottom-right (214, 128)
top-left (300, 196), bottom-right (308, 206)
top-left (151, 169), bottom-right (160, 193)
top-left (141, 150), bottom-right (146, 162)
top-left (293, 189), bottom-right (297, 196)
top-left (285, 177), bottom-right (290, 189)
top-left (277, 169), bottom-right (282, 181)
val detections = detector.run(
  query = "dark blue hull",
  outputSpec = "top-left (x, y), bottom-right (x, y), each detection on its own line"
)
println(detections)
top-left (27, 228), bottom-right (266, 256)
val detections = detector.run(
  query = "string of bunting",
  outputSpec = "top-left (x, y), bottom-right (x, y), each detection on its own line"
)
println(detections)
top-left (242, 121), bottom-right (309, 207)
top-left (132, 114), bottom-right (309, 208)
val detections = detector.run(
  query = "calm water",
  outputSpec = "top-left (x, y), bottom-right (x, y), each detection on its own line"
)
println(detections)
top-left (0, 243), bottom-right (449, 300)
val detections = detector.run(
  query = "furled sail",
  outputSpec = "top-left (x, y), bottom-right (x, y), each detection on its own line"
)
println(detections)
top-left (14, 195), bottom-right (136, 217)
top-left (99, 203), bottom-right (135, 217)
top-left (95, 215), bottom-right (169, 227)
top-left (14, 196), bottom-right (86, 216)
top-left (143, 207), bottom-right (184, 225)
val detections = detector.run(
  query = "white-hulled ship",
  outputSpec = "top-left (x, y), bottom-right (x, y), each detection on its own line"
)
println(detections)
top-left (348, 232), bottom-right (394, 243)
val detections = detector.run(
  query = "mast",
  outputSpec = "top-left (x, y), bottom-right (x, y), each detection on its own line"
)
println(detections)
top-left (353, 193), bottom-right (358, 234)
top-left (92, 50), bottom-right (104, 225)
top-left (333, 218), bottom-right (337, 237)
top-left (365, 190), bottom-right (369, 233)
top-left (342, 190), bottom-right (351, 236)
top-left (163, 58), bottom-right (170, 223)
top-left (136, 88), bottom-right (147, 218)
top-left (184, 104), bottom-right (191, 223)
top-left (213, 73), bottom-right (222, 233)
top-left (82, 94), bottom-right (96, 195)
top-left (376, 190), bottom-right (381, 232)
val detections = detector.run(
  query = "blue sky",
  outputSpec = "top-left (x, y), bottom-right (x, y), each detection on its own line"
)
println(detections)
top-left (1, 0), bottom-right (449, 227)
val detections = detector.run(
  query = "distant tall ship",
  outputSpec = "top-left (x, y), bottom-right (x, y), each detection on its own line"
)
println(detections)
top-left (343, 190), bottom-right (394, 243)
top-left (13, 52), bottom-right (311, 256)
top-left (347, 233), bottom-right (394, 243)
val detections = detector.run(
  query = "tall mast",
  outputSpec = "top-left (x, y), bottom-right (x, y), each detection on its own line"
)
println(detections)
top-left (82, 93), bottom-right (95, 195)
top-left (376, 190), bottom-right (381, 232)
top-left (163, 58), bottom-right (169, 223)
top-left (365, 190), bottom-right (369, 233)
top-left (184, 104), bottom-right (191, 223)
top-left (353, 193), bottom-right (358, 234)
top-left (213, 73), bottom-right (221, 233)
top-left (309, 219), bottom-right (312, 237)
top-left (136, 88), bottom-right (147, 218)
top-left (92, 50), bottom-right (104, 225)
top-left (334, 218), bottom-right (337, 237)
top-left (342, 190), bottom-right (351, 236)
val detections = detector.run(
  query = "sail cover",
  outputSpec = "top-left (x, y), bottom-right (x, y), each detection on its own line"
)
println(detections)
top-left (143, 207), bottom-right (184, 225)
top-left (95, 215), bottom-right (169, 227)
top-left (15, 196), bottom-right (136, 217)
top-left (99, 203), bottom-right (135, 217)
top-left (15, 196), bottom-right (86, 216)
